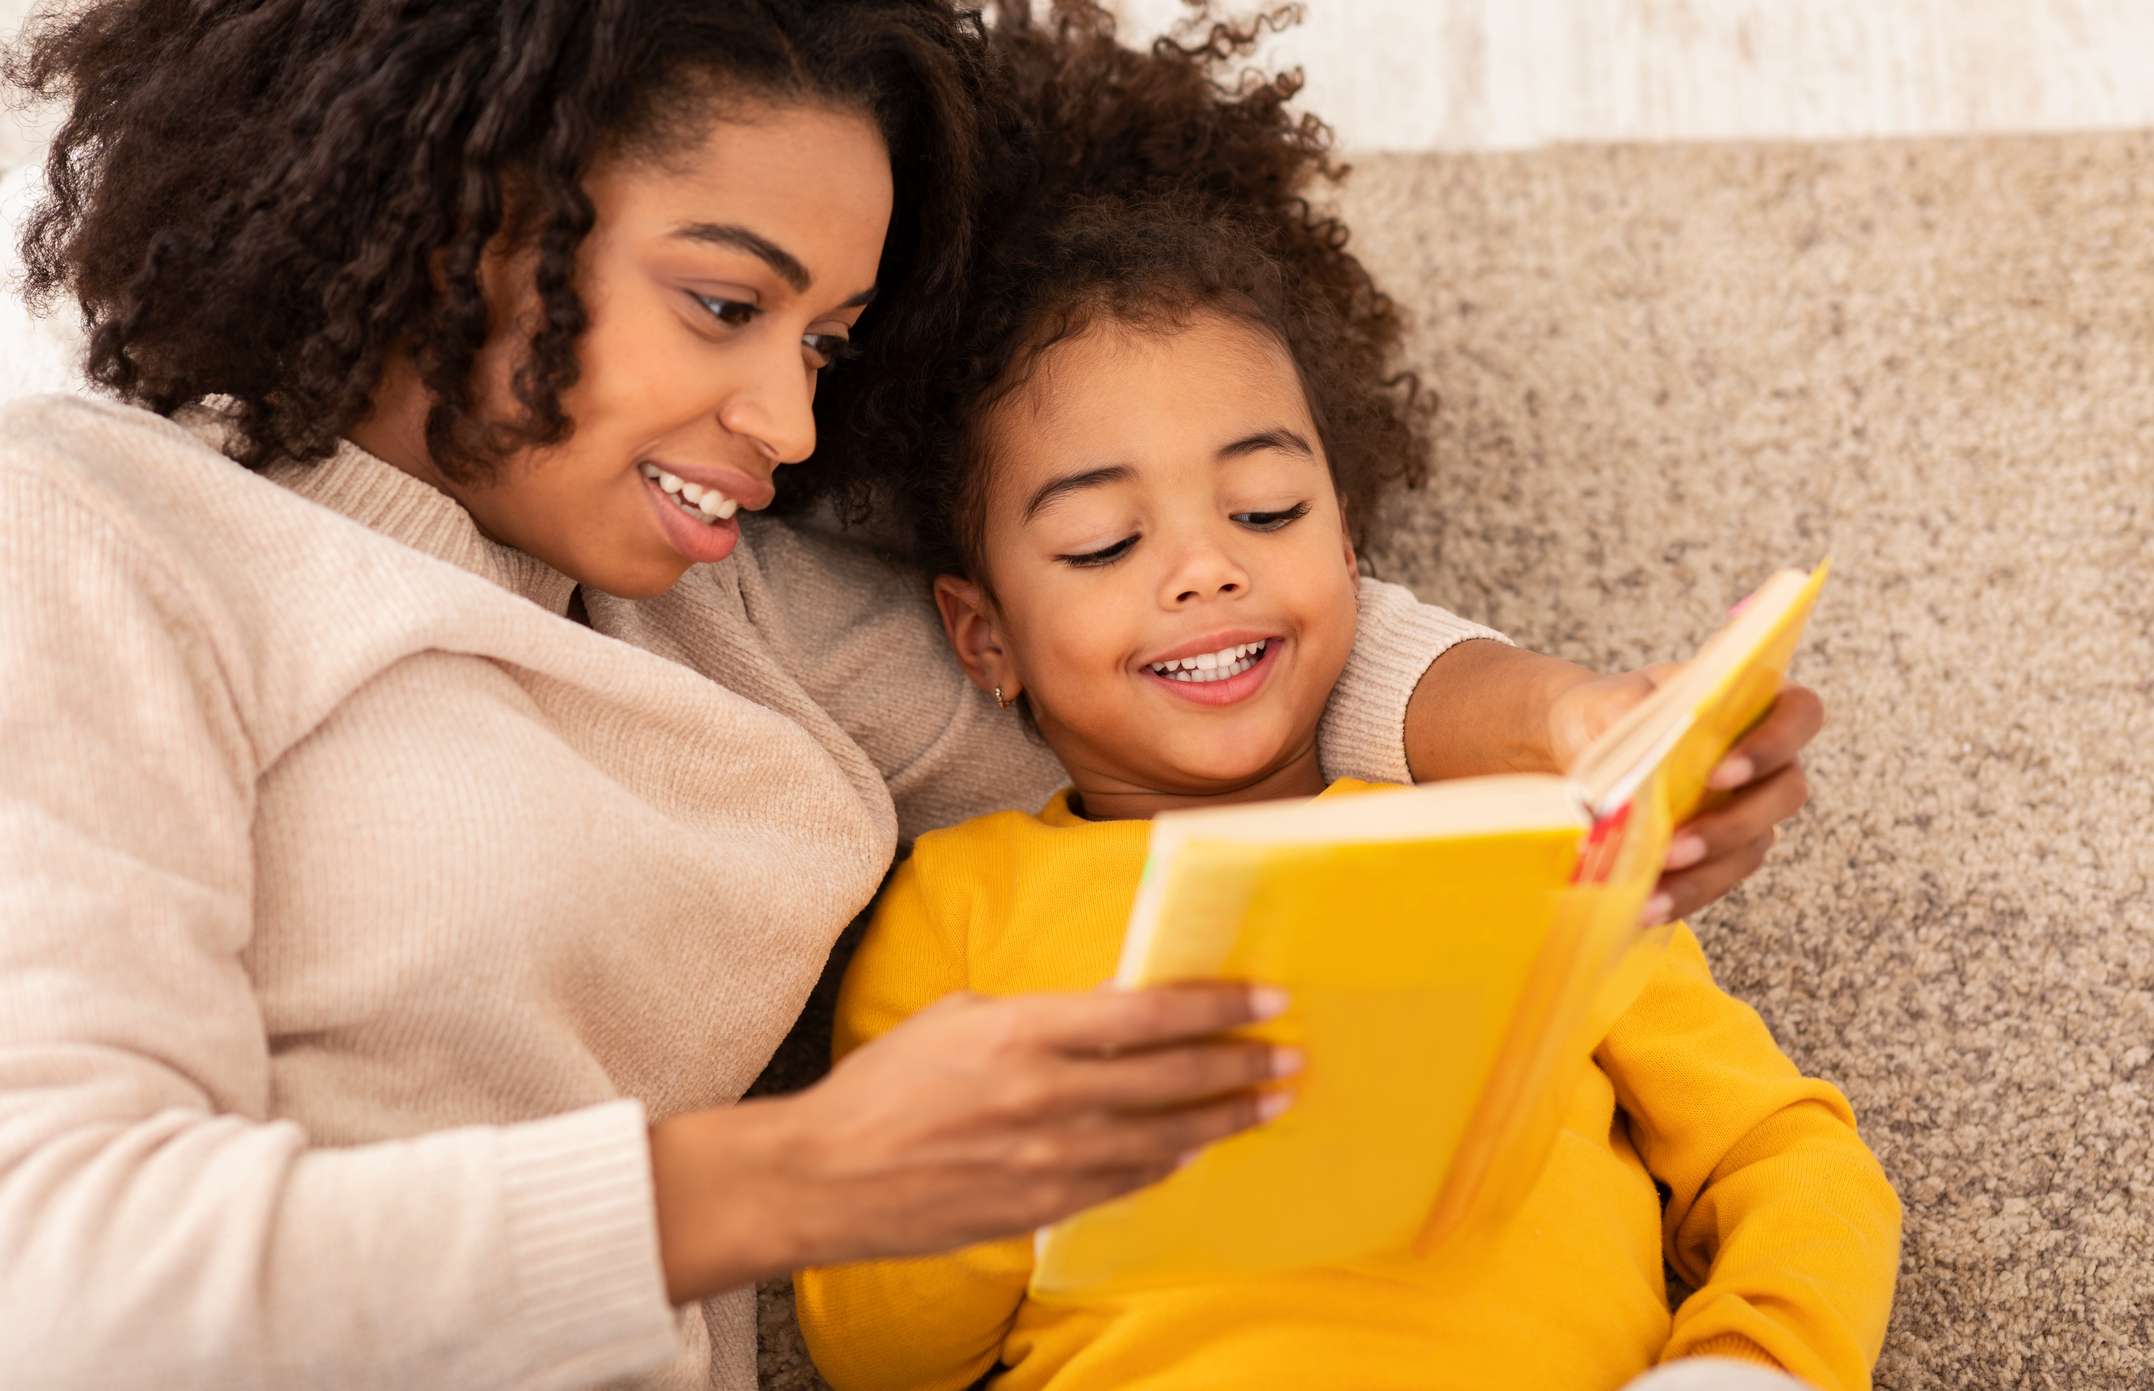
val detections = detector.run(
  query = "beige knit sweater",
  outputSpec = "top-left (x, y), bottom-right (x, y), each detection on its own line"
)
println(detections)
top-left (0, 394), bottom-right (1502, 1391)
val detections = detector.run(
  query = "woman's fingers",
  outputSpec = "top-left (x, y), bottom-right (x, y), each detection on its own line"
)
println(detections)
top-left (1707, 682), bottom-right (1824, 791)
top-left (1019, 979), bottom-right (1288, 1055)
top-left (1043, 1035), bottom-right (1297, 1111)
top-left (1647, 829), bottom-right (1776, 925)
top-left (1646, 683), bottom-right (1823, 924)
top-left (1007, 1087), bottom-right (1280, 1181)
top-left (1650, 761), bottom-right (1809, 923)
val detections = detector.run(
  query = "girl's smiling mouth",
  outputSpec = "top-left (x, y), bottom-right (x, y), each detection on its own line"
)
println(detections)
top-left (1141, 636), bottom-right (1281, 706)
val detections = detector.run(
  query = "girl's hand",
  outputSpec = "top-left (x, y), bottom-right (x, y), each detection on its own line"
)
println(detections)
top-left (647, 983), bottom-right (1294, 1302)
top-left (1546, 667), bottom-right (1823, 925)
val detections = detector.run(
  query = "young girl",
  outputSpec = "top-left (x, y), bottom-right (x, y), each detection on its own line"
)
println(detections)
top-left (790, 119), bottom-right (1900, 1391)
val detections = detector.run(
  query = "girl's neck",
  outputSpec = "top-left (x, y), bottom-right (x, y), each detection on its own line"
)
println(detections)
top-left (1064, 740), bottom-right (1328, 822)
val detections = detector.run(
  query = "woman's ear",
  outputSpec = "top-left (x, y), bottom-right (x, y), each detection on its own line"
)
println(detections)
top-left (1339, 503), bottom-right (1359, 579)
top-left (933, 574), bottom-right (1019, 700)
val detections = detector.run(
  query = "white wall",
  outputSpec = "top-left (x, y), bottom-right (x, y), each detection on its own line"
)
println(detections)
top-left (0, 0), bottom-right (56, 173)
top-left (1112, 0), bottom-right (2154, 150)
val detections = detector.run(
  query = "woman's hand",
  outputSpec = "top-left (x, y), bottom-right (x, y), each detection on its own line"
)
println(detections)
top-left (1405, 640), bottom-right (1823, 925)
top-left (1545, 666), bottom-right (1823, 925)
top-left (648, 983), bottom-right (1294, 1302)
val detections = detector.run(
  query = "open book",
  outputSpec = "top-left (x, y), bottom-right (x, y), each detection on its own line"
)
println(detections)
top-left (1030, 562), bottom-right (1829, 1298)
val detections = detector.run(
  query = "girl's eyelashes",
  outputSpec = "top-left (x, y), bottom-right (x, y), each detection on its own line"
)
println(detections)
top-left (1058, 534), bottom-right (1139, 568)
top-left (1231, 500), bottom-right (1313, 531)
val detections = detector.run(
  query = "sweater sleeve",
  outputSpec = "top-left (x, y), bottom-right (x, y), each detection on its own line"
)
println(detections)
top-left (1595, 927), bottom-right (1902, 1391)
top-left (1317, 577), bottom-right (1511, 785)
top-left (0, 471), bottom-right (681, 1390)
top-left (795, 855), bottom-right (1034, 1391)
top-left (737, 520), bottom-right (1506, 839)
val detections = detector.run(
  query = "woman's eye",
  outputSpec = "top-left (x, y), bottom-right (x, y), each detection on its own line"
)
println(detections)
top-left (1231, 501), bottom-right (1312, 531)
top-left (692, 293), bottom-right (759, 329)
top-left (1059, 535), bottom-right (1138, 568)
top-left (803, 332), bottom-right (858, 371)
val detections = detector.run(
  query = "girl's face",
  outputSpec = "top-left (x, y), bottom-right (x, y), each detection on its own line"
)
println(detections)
top-left (354, 101), bottom-right (892, 598)
top-left (936, 312), bottom-right (1362, 814)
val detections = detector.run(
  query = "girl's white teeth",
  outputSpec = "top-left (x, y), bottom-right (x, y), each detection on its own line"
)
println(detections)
top-left (1149, 641), bottom-right (1268, 683)
top-left (638, 463), bottom-right (740, 523)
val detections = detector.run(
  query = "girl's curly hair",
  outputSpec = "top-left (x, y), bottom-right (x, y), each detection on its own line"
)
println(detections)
top-left (892, 1), bottom-right (1432, 577)
top-left (9, 0), bottom-right (993, 484)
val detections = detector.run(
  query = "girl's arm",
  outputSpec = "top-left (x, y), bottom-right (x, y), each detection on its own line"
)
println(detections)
top-left (1598, 929), bottom-right (1902, 1391)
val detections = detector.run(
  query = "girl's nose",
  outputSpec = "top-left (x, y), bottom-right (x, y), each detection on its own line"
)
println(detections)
top-left (1165, 539), bottom-right (1250, 605)
top-left (716, 343), bottom-right (819, 465)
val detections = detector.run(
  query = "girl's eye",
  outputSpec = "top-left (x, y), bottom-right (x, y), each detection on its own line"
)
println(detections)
top-left (1231, 501), bottom-right (1312, 531)
top-left (1059, 535), bottom-right (1138, 568)
top-left (692, 293), bottom-right (759, 329)
top-left (803, 332), bottom-right (858, 371)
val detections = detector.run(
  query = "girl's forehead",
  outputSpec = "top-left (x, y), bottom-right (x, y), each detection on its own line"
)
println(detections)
top-left (1001, 312), bottom-right (1312, 440)
top-left (979, 313), bottom-right (1327, 518)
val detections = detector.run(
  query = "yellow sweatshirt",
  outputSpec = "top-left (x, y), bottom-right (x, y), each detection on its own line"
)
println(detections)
top-left (796, 783), bottom-right (1900, 1391)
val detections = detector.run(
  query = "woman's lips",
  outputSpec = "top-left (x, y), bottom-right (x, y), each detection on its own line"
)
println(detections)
top-left (1141, 637), bottom-right (1281, 707)
top-left (641, 469), bottom-right (742, 565)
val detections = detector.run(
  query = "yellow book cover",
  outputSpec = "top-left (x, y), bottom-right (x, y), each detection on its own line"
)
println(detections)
top-left (1029, 562), bottom-right (1829, 1299)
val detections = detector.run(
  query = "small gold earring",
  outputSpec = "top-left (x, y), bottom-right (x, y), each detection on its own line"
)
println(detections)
top-left (994, 686), bottom-right (1014, 710)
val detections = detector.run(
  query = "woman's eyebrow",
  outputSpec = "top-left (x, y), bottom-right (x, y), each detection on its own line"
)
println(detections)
top-left (670, 222), bottom-right (811, 292)
top-left (1023, 464), bottom-right (1137, 522)
top-left (1218, 428), bottom-right (1315, 460)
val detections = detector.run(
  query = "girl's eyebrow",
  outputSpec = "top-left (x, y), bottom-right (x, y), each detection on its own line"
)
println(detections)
top-left (1218, 428), bottom-right (1315, 460)
top-left (1023, 464), bottom-right (1137, 522)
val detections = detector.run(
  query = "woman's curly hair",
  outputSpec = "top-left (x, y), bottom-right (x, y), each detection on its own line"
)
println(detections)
top-left (9, 0), bottom-right (994, 483)
top-left (892, 0), bottom-right (1432, 576)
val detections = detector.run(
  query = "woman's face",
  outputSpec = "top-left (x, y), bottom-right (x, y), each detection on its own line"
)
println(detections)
top-left (361, 101), bottom-right (893, 598)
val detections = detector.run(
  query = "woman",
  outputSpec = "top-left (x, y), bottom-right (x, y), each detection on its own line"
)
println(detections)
top-left (0, 2), bottom-right (1818, 1388)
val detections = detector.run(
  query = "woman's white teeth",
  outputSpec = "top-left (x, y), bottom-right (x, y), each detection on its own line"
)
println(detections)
top-left (638, 463), bottom-right (740, 523)
top-left (1149, 641), bottom-right (1267, 682)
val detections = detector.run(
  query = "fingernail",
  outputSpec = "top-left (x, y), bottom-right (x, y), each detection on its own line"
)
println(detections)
top-left (1664, 835), bottom-right (1707, 870)
top-left (1708, 756), bottom-right (1754, 791)
top-left (1249, 986), bottom-right (1290, 1021)
top-left (1641, 894), bottom-right (1673, 927)
top-left (1256, 1090), bottom-right (1293, 1123)
top-left (1269, 1046), bottom-right (1304, 1079)
top-left (1176, 1147), bottom-right (1205, 1169)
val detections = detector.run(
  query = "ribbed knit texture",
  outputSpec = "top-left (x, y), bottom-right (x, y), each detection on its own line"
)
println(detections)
top-left (0, 393), bottom-right (1498, 1390)
top-left (798, 786), bottom-right (1902, 1391)
top-left (1319, 578), bottom-right (1509, 785)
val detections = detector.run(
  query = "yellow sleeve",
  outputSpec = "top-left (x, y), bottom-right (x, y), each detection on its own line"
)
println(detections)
top-left (794, 848), bottom-right (1036, 1391)
top-left (1596, 926), bottom-right (1903, 1391)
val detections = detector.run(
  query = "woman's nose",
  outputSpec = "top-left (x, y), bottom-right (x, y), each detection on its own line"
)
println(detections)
top-left (716, 345), bottom-right (819, 465)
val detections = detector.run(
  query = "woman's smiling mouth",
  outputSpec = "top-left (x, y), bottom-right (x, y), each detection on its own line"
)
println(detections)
top-left (639, 461), bottom-right (742, 522)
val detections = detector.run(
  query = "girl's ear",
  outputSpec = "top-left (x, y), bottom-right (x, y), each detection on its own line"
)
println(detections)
top-left (1338, 501), bottom-right (1359, 578)
top-left (933, 574), bottom-right (1019, 700)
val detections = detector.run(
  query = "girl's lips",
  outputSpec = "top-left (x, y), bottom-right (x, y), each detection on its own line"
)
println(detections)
top-left (1141, 637), bottom-right (1281, 708)
top-left (642, 470), bottom-right (741, 564)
